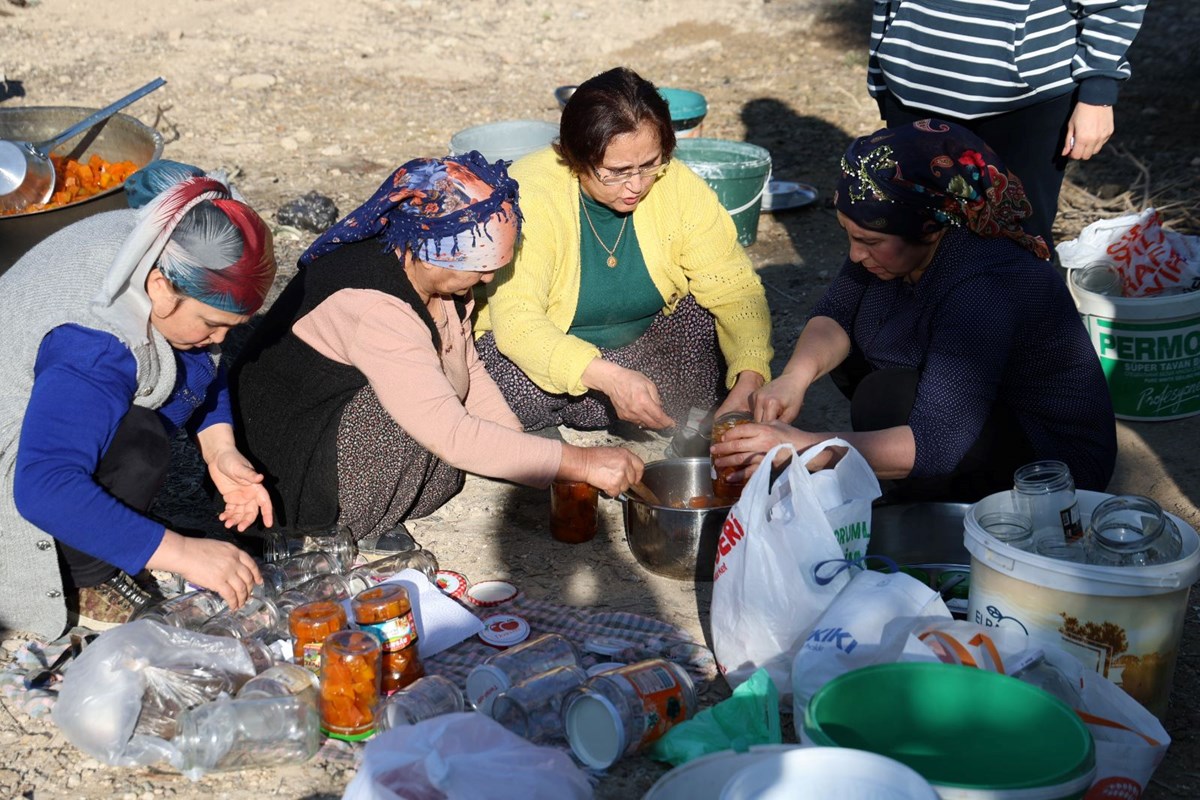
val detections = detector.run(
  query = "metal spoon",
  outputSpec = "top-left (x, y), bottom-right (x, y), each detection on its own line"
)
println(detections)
top-left (0, 77), bottom-right (166, 214)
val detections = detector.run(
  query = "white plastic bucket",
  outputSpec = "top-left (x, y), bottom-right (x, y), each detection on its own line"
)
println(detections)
top-left (644, 745), bottom-right (804, 800)
top-left (447, 120), bottom-right (557, 164)
top-left (719, 747), bottom-right (939, 800)
top-left (965, 490), bottom-right (1200, 719)
top-left (1069, 277), bottom-right (1200, 420)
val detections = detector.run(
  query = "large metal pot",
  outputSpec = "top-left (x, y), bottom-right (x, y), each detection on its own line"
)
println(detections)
top-left (0, 106), bottom-right (163, 275)
top-left (622, 458), bottom-right (733, 582)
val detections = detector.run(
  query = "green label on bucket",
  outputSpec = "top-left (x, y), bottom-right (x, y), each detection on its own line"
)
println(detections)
top-left (1088, 315), bottom-right (1200, 419)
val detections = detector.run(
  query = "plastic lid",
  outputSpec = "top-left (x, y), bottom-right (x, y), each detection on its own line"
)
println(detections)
top-left (435, 570), bottom-right (468, 599)
top-left (465, 580), bottom-right (519, 607)
top-left (466, 663), bottom-right (511, 715)
top-left (479, 614), bottom-right (530, 648)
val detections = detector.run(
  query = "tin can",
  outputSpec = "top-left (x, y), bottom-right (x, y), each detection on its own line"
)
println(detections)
top-left (319, 629), bottom-right (381, 741)
top-left (562, 658), bottom-right (697, 768)
top-left (465, 633), bottom-right (582, 716)
top-left (550, 480), bottom-right (599, 544)
top-left (711, 411), bottom-right (753, 501)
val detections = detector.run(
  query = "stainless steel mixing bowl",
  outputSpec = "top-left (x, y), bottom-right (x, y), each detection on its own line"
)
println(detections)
top-left (0, 106), bottom-right (163, 275)
top-left (622, 458), bottom-right (733, 582)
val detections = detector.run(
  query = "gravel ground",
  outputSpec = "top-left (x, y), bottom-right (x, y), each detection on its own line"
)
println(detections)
top-left (2, 0), bottom-right (1199, 797)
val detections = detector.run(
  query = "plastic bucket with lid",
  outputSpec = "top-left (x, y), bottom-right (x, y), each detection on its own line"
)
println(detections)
top-left (447, 120), bottom-right (558, 164)
top-left (658, 87), bottom-right (708, 139)
top-left (674, 138), bottom-right (771, 247)
top-left (802, 662), bottom-right (1097, 799)
top-left (965, 489), bottom-right (1200, 720)
top-left (1069, 274), bottom-right (1200, 420)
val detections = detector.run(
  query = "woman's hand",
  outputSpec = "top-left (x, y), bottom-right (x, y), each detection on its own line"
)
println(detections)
top-left (750, 372), bottom-right (811, 423)
top-left (582, 359), bottom-right (675, 429)
top-left (712, 370), bottom-right (766, 420)
top-left (1062, 102), bottom-right (1115, 161)
top-left (710, 421), bottom-right (826, 483)
top-left (147, 531), bottom-right (262, 610)
top-left (583, 446), bottom-right (645, 497)
top-left (558, 442), bottom-right (644, 497)
top-left (209, 447), bottom-right (275, 531)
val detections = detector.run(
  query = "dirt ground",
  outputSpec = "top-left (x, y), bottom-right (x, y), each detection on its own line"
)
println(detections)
top-left (2, 0), bottom-right (1199, 797)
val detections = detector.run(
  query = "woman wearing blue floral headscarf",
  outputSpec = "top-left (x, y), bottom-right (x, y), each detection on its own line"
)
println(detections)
top-left (713, 120), bottom-right (1116, 502)
top-left (232, 152), bottom-right (643, 543)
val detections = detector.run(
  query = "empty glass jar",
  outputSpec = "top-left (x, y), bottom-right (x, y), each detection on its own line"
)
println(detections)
top-left (346, 549), bottom-right (439, 590)
top-left (261, 525), bottom-right (357, 571)
top-left (1085, 494), bottom-right (1183, 567)
top-left (200, 595), bottom-right (281, 640)
top-left (1014, 461), bottom-right (1082, 548)
top-left (259, 551), bottom-right (342, 596)
top-left (374, 675), bottom-right (465, 732)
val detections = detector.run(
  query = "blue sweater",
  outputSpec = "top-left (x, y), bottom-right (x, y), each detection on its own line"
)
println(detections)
top-left (810, 228), bottom-right (1117, 490)
top-left (13, 324), bottom-right (231, 573)
top-left (867, 0), bottom-right (1146, 118)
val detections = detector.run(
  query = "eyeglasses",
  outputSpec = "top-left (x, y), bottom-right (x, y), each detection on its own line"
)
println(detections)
top-left (591, 160), bottom-right (670, 186)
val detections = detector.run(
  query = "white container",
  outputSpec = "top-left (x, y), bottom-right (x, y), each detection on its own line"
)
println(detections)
top-left (1070, 277), bottom-right (1200, 420)
top-left (645, 745), bottom-right (805, 800)
top-left (965, 489), bottom-right (1200, 719)
top-left (719, 747), bottom-right (939, 800)
top-left (448, 120), bottom-right (557, 164)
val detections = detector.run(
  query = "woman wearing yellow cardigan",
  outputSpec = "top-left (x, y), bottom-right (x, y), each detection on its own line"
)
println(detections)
top-left (475, 67), bottom-right (773, 432)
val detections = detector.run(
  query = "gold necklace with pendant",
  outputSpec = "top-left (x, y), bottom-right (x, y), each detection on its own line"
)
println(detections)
top-left (580, 195), bottom-right (627, 268)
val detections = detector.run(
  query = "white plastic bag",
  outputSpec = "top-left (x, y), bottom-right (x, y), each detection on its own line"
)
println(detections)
top-left (805, 439), bottom-right (882, 560)
top-left (1058, 207), bottom-right (1200, 297)
top-left (917, 620), bottom-right (1170, 797)
top-left (50, 619), bottom-right (257, 767)
top-left (711, 440), bottom-right (880, 693)
top-left (790, 568), bottom-right (949, 719)
top-left (342, 712), bottom-right (593, 800)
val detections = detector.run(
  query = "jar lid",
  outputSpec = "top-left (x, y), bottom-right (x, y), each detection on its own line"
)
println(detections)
top-left (583, 635), bottom-right (638, 656)
top-left (435, 570), bottom-right (469, 599)
top-left (479, 614), bottom-right (530, 649)
top-left (466, 663), bottom-right (512, 716)
top-left (465, 580), bottom-right (520, 607)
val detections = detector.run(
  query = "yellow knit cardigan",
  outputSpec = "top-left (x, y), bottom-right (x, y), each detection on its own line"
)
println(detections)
top-left (474, 147), bottom-right (773, 396)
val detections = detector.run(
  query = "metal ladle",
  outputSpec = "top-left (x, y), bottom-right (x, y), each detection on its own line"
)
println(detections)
top-left (0, 77), bottom-right (166, 214)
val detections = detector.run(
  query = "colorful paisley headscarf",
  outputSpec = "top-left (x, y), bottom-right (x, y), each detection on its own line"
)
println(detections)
top-left (834, 119), bottom-right (1050, 260)
top-left (299, 150), bottom-right (521, 271)
top-left (94, 176), bottom-right (276, 342)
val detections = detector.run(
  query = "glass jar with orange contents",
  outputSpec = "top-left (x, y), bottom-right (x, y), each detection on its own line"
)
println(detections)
top-left (319, 629), bottom-right (381, 741)
top-left (711, 411), bottom-right (753, 501)
top-left (289, 600), bottom-right (347, 674)
top-left (351, 584), bottom-right (424, 694)
top-left (549, 480), bottom-right (599, 543)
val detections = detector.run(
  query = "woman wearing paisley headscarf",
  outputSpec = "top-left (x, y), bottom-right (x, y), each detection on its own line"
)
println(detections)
top-left (231, 152), bottom-right (643, 545)
top-left (0, 174), bottom-right (277, 638)
top-left (713, 120), bottom-right (1116, 502)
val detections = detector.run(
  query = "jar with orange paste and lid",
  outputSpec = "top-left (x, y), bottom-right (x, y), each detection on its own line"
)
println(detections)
top-left (352, 584), bottom-right (424, 694)
top-left (288, 600), bottom-right (347, 674)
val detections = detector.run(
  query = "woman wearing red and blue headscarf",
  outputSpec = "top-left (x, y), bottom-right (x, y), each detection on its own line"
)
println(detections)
top-left (713, 120), bottom-right (1116, 502)
top-left (232, 152), bottom-right (642, 547)
top-left (0, 172), bottom-right (277, 638)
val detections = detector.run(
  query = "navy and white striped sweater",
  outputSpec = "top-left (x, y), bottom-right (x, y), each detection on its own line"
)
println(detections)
top-left (867, 0), bottom-right (1146, 119)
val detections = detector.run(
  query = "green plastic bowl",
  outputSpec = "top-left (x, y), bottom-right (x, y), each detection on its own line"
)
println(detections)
top-left (803, 663), bottom-right (1095, 797)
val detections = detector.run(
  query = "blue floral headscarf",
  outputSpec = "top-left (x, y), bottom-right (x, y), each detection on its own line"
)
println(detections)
top-left (834, 119), bottom-right (1050, 260)
top-left (299, 151), bottom-right (521, 271)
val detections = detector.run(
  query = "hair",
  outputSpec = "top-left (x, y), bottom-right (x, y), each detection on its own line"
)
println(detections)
top-left (555, 66), bottom-right (676, 175)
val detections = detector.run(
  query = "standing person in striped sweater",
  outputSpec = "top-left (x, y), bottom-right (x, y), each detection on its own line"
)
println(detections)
top-left (867, 0), bottom-right (1147, 248)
